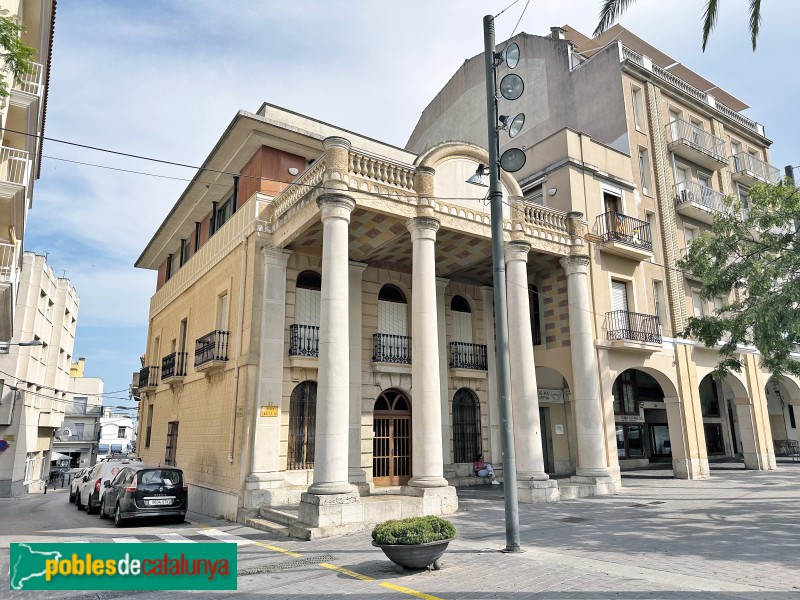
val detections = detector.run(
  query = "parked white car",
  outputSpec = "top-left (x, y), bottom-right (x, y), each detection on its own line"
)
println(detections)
top-left (76, 458), bottom-right (142, 514)
top-left (68, 467), bottom-right (90, 503)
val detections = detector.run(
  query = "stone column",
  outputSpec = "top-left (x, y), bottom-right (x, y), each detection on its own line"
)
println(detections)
top-left (244, 247), bottom-right (291, 510)
top-left (348, 261), bottom-right (367, 485)
top-left (663, 395), bottom-right (704, 479)
top-left (560, 253), bottom-right (612, 480)
top-left (734, 397), bottom-right (767, 470)
top-left (408, 216), bottom-right (448, 489)
top-left (481, 286), bottom-right (502, 466)
top-left (308, 194), bottom-right (356, 496)
top-left (436, 277), bottom-right (452, 475)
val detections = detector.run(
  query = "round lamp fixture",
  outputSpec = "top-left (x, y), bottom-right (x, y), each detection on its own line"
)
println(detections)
top-left (499, 74), bottom-right (524, 101)
top-left (500, 148), bottom-right (527, 173)
top-left (505, 113), bottom-right (525, 138)
top-left (504, 42), bottom-right (520, 69)
top-left (288, 167), bottom-right (299, 176)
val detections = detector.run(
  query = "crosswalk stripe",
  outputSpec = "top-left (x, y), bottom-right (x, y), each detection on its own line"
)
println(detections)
top-left (157, 532), bottom-right (197, 543)
top-left (197, 528), bottom-right (253, 545)
top-left (112, 537), bottom-right (141, 543)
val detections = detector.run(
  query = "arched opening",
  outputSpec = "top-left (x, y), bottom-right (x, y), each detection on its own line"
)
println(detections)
top-left (766, 377), bottom-right (800, 450)
top-left (291, 271), bottom-right (322, 357)
top-left (375, 285), bottom-right (410, 363)
top-left (373, 388), bottom-right (412, 486)
top-left (287, 381), bottom-right (317, 470)
top-left (612, 369), bottom-right (670, 464)
top-left (452, 388), bottom-right (481, 464)
top-left (535, 366), bottom-right (571, 473)
top-left (698, 373), bottom-right (748, 459)
top-left (528, 285), bottom-right (542, 346)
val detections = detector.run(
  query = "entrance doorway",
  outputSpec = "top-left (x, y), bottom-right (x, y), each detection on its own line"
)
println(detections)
top-left (373, 389), bottom-right (411, 486)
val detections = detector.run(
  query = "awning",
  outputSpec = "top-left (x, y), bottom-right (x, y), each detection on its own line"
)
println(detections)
top-left (50, 452), bottom-right (71, 462)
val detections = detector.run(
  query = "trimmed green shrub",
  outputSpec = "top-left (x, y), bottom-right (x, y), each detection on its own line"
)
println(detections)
top-left (372, 515), bottom-right (456, 545)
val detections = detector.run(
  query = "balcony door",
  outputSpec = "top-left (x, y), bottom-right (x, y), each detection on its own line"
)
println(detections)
top-left (450, 296), bottom-right (472, 343)
top-left (611, 280), bottom-right (631, 335)
top-left (295, 272), bottom-right (321, 355)
top-left (372, 389), bottom-right (411, 486)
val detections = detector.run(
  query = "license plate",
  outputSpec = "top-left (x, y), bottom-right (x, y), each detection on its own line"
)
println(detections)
top-left (147, 498), bottom-right (172, 506)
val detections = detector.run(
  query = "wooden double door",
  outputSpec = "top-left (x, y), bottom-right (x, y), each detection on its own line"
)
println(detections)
top-left (372, 389), bottom-right (411, 486)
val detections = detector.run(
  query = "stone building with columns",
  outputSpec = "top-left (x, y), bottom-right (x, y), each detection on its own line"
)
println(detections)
top-left (408, 24), bottom-right (790, 481)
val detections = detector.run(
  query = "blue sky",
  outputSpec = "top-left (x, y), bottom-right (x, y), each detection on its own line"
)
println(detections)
top-left (26, 0), bottom-right (798, 408)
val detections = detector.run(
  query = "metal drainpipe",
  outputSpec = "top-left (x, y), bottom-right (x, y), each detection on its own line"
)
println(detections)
top-left (228, 233), bottom-right (249, 463)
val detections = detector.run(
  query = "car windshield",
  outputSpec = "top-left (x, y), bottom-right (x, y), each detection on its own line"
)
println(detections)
top-left (138, 469), bottom-right (182, 486)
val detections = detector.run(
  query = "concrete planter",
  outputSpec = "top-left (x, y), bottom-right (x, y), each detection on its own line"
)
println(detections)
top-left (372, 537), bottom-right (453, 572)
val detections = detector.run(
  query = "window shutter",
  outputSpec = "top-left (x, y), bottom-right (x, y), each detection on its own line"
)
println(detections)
top-left (378, 300), bottom-right (407, 336)
top-left (451, 311), bottom-right (473, 343)
top-left (296, 289), bottom-right (321, 326)
top-left (611, 281), bottom-right (628, 312)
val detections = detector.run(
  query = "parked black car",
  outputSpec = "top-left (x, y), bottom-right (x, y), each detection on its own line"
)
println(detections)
top-left (99, 466), bottom-right (187, 527)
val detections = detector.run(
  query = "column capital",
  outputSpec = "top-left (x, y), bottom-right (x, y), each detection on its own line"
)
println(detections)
top-left (349, 260), bottom-right (367, 275)
top-left (260, 246), bottom-right (292, 266)
top-left (560, 254), bottom-right (590, 276)
top-left (505, 240), bottom-right (531, 263)
top-left (435, 277), bottom-right (449, 291)
top-left (317, 194), bottom-right (355, 223)
top-left (323, 136), bottom-right (352, 151)
top-left (407, 216), bottom-right (440, 241)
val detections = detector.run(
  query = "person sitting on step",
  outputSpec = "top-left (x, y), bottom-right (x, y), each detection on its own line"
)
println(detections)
top-left (474, 453), bottom-right (500, 485)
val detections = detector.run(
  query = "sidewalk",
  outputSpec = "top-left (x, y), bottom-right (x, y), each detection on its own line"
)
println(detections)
top-left (217, 459), bottom-right (800, 599)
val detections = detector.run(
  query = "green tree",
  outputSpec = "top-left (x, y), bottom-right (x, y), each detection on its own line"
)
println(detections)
top-left (595, 0), bottom-right (764, 50)
top-left (680, 181), bottom-right (800, 379)
top-left (0, 8), bottom-right (34, 98)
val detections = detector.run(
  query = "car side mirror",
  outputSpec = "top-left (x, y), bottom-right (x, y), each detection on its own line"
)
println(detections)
top-left (103, 480), bottom-right (111, 488)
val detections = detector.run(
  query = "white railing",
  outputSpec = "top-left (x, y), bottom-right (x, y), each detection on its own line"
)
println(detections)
top-left (674, 181), bottom-right (730, 215)
top-left (619, 43), bottom-right (761, 135)
top-left (0, 147), bottom-right (29, 186)
top-left (13, 62), bottom-right (43, 96)
top-left (0, 242), bottom-right (17, 283)
top-left (522, 203), bottom-right (569, 232)
top-left (730, 153), bottom-right (781, 184)
top-left (666, 119), bottom-right (726, 162)
top-left (264, 156), bottom-right (326, 224)
top-left (348, 150), bottom-right (416, 192)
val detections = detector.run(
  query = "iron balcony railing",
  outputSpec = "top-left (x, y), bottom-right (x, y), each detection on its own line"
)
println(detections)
top-left (161, 351), bottom-right (188, 380)
top-left (138, 366), bottom-right (159, 389)
top-left (674, 181), bottom-right (729, 215)
top-left (449, 342), bottom-right (488, 370)
top-left (606, 310), bottom-right (662, 345)
top-left (13, 61), bottom-right (43, 96)
top-left (0, 147), bottom-right (29, 186)
top-left (596, 211), bottom-right (652, 252)
top-left (373, 333), bottom-right (411, 364)
top-left (730, 152), bottom-right (781, 184)
top-left (195, 330), bottom-right (230, 367)
top-left (667, 119), bottom-right (726, 162)
top-left (289, 324), bottom-right (319, 357)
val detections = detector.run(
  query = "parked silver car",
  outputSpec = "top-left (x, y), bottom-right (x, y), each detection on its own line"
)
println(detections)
top-left (76, 458), bottom-right (142, 514)
top-left (68, 467), bottom-right (90, 503)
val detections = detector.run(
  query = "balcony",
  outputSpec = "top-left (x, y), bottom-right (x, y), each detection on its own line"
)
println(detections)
top-left (730, 153), bottom-right (780, 186)
top-left (372, 333), bottom-right (411, 365)
top-left (0, 241), bottom-right (18, 341)
top-left (65, 404), bottom-right (103, 418)
top-left (0, 147), bottom-right (29, 187)
top-left (666, 120), bottom-right (727, 170)
top-left (161, 351), bottom-right (188, 383)
top-left (195, 330), bottom-right (230, 374)
top-left (289, 324), bottom-right (319, 357)
top-left (596, 211), bottom-right (653, 260)
top-left (605, 310), bottom-right (662, 351)
top-left (674, 181), bottom-right (730, 225)
top-left (12, 62), bottom-right (43, 97)
top-left (138, 365), bottom-right (160, 391)
top-left (449, 342), bottom-right (488, 377)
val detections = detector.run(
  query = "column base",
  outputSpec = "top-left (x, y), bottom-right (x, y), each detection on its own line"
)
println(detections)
top-left (242, 472), bottom-right (286, 510)
top-left (402, 484), bottom-right (459, 515)
top-left (743, 452), bottom-right (776, 470)
top-left (517, 479), bottom-right (559, 503)
top-left (568, 474), bottom-right (621, 496)
top-left (517, 470), bottom-right (551, 482)
top-left (348, 467), bottom-right (368, 483)
top-left (575, 467), bottom-right (614, 478)
top-left (298, 491), bottom-right (364, 529)
top-left (408, 475), bottom-right (450, 489)
top-left (672, 458), bottom-right (710, 479)
top-left (308, 481), bottom-right (354, 495)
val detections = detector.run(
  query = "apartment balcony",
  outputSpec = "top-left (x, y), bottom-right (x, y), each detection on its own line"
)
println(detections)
top-left (161, 351), bottom-right (188, 384)
top-left (65, 404), bottom-right (103, 418)
top-left (730, 153), bottom-right (781, 186)
top-left (605, 310), bottom-right (662, 352)
top-left (138, 365), bottom-right (160, 391)
top-left (194, 330), bottom-right (230, 374)
top-left (38, 411), bottom-right (64, 429)
top-left (55, 432), bottom-right (100, 443)
top-left (0, 241), bottom-right (18, 341)
top-left (12, 62), bottom-right (44, 97)
top-left (666, 119), bottom-right (727, 170)
top-left (596, 211), bottom-right (653, 260)
top-left (289, 324), bottom-right (319, 357)
top-left (372, 333), bottom-right (411, 365)
top-left (449, 342), bottom-right (488, 378)
top-left (674, 181), bottom-right (730, 225)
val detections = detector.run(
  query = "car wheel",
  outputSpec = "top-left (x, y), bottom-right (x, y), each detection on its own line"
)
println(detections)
top-left (75, 494), bottom-right (83, 510)
top-left (68, 491), bottom-right (75, 503)
top-left (99, 498), bottom-right (109, 520)
top-left (87, 497), bottom-right (98, 515)
top-left (114, 504), bottom-right (125, 528)
top-left (172, 515), bottom-right (185, 524)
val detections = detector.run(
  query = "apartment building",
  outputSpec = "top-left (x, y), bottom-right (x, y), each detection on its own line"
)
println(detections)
top-left (0, 0), bottom-right (55, 343)
top-left (407, 24), bottom-right (788, 478)
top-left (135, 26), bottom-right (790, 537)
top-left (0, 252), bottom-right (78, 496)
top-left (52, 358), bottom-right (104, 469)
top-left (97, 407), bottom-right (134, 458)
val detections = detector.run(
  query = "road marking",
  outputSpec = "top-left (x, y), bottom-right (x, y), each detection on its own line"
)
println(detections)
top-left (319, 563), bottom-right (375, 581)
top-left (112, 538), bottom-right (141, 543)
top-left (157, 532), bottom-right (197, 543)
top-left (197, 528), bottom-right (254, 545)
top-left (380, 582), bottom-right (444, 600)
top-left (252, 541), bottom-right (301, 557)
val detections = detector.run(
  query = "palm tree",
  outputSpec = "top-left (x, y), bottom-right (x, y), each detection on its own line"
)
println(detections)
top-left (595, 0), bottom-right (763, 51)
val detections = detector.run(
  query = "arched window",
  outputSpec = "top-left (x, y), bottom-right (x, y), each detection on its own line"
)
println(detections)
top-left (452, 388), bottom-right (481, 463)
top-left (451, 296), bottom-right (473, 343)
top-left (528, 285), bottom-right (541, 346)
top-left (378, 285), bottom-right (408, 335)
top-left (287, 381), bottom-right (317, 470)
